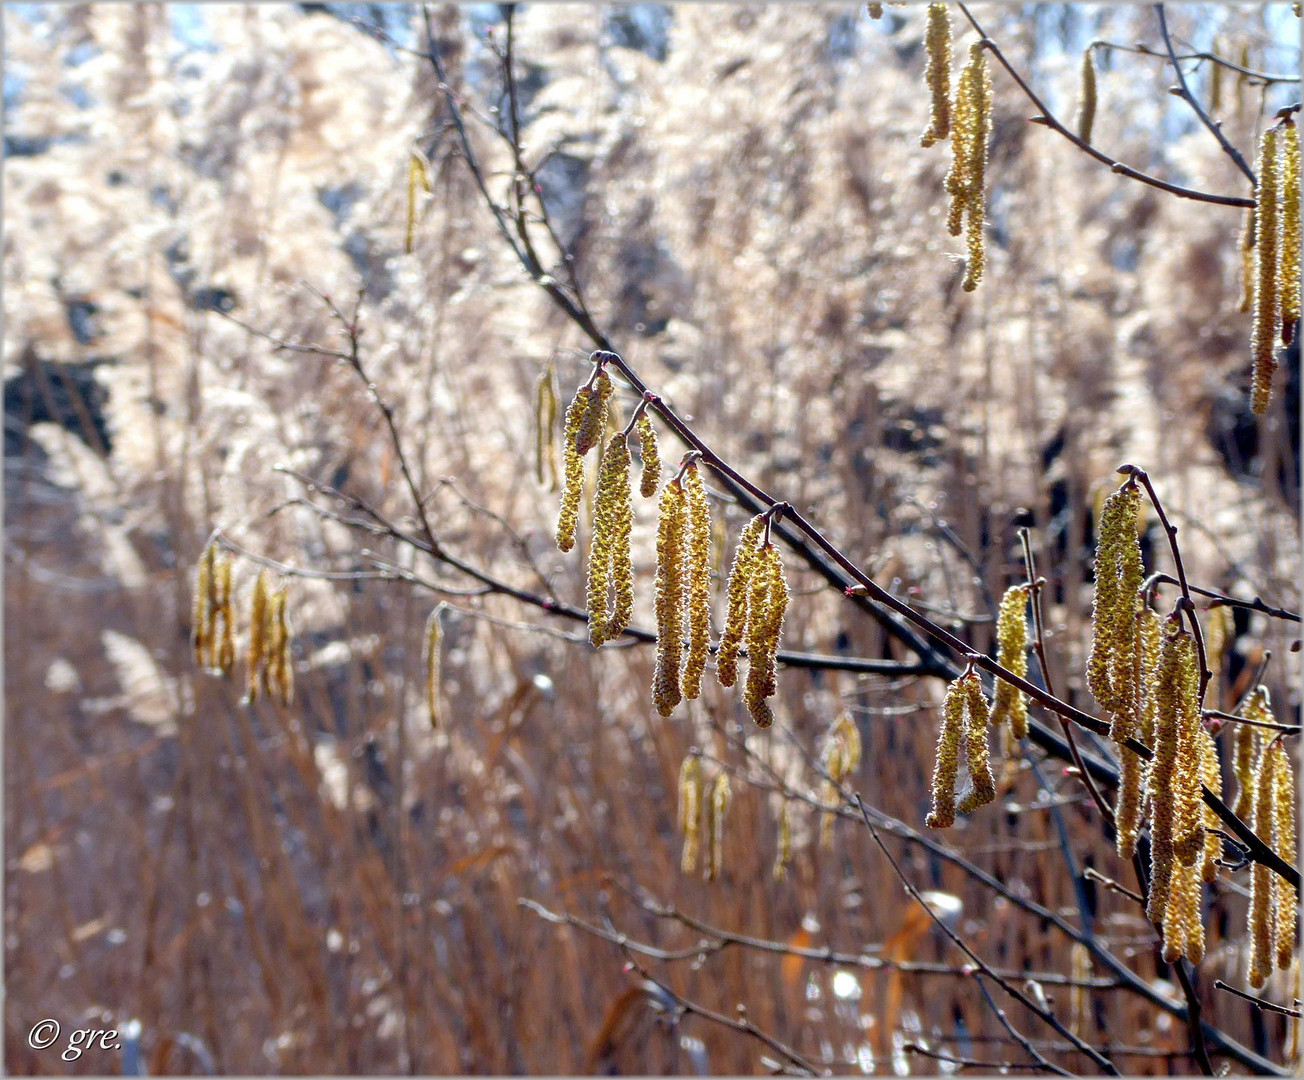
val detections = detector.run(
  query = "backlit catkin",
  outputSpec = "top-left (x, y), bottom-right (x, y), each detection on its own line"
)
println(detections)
top-left (1237, 205), bottom-right (1257, 314)
top-left (423, 608), bottom-right (443, 730)
top-left (405, 148), bottom-right (432, 255)
top-left (246, 570), bottom-right (271, 701)
top-left (1086, 483), bottom-right (1143, 718)
top-left (1075, 47), bottom-right (1097, 144)
top-left (1199, 727), bottom-right (1223, 883)
top-left (1272, 741), bottom-right (1298, 970)
top-left (1117, 606), bottom-right (1162, 859)
top-left (636, 412), bottom-right (661, 498)
top-left (193, 541), bottom-right (215, 667)
top-left (679, 754), bottom-right (703, 873)
top-left (919, 4), bottom-right (952, 149)
top-left (705, 772), bottom-right (731, 882)
top-left (1280, 121), bottom-right (1300, 344)
top-left (1147, 624), bottom-right (1194, 924)
top-left (743, 544), bottom-right (789, 729)
top-left (586, 433), bottom-right (634, 646)
top-left (555, 386), bottom-right (590, 552)
top-left (1234, 687), bottom-right (1270, 819)
top-left (681, 464), bottom-right (712, 699)
top-left (820, 713), bottom-right (862, 849)
top-left (575, 369), bottom-right (614, 456)
top-left (1171, 632), bottom-right (1206, 868)
top-left (717, 516), bottom-right (767, 688)
top-left (653, 481), bottom-right (688, 716)
top-left (867, 2), bottom-right (883, 18)
top-left (214, 553), bottom-right (236, 676)
top-left (535, 365), bottom-right (559, 492)
top-left (1203, 604), bottom-right (1234, 711)
top-left (926, 676), bottom-right (968, 829)
top-left (1069, 943), bottom-right (1090, 1038)
top-left (773, 800), bottom-right (792, 881)
top-left (1248, 742), bottom-right (1279, 988)
top-left (956, 674), bottom-right (996, 814)
top-left (960, 42), bottom-right (991, 292)
top-left (267, 587), bottom-right (293, 706)
top-left (990, 585), bottom-right (1029, 738)
top-left (1251, 126), bottom-right (1280, 415)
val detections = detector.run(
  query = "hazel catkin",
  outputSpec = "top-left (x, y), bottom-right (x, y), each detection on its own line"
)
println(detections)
top-left (1146, 622), bottom-right (1193, 924)
top-left (575, 369), bottom-right (614, 456)
top-left (717, 515), bottom-right (766, 689)
top-left (555, 387), bottom-right (590, 552)
top-left (742, 543), bottom-right (789, 729)
top-left (1248, 741), bottom-right (1279, 988)
top-left (1075, 46), bottom-right (1097, 144)
top-left (926, 676), bottom-right (967, 829)
top-left (586, 433), bottom-right (634, 647)
top-left (653, 481), bottom-right (688, 716)
top-left (636, 411), bottom-right (661, 498)
top-left (773, 800), bottom-right (793, 881)
top-left (960, 42), bottom-right (991, 292)
top-left (681, 464), bottom-right (712, 700)
top-left (535, 364), bottom-right (559, 492)
top-left (919, 4), bottom-right (952, 149)
top-left (1272, 740), bottom-right (1298, 970)
top-left (405, 147), bottom-right (432, 255)
top-left (990, 585), bottom-right (1029, 738)
top-left (955, 674), bottom-right (996, 814)
top-left (192, 540), bottom-right (216, 668)
top-left (214, 553), bottom-right (236, 676)
top-left (266, 586), bottom-right (293, 706)
top-left (1251, 126), bottom-right (1281, 415)
top-left (705, 771), bottom-right (731, 883)
top-left (246, 570), bottom-right (271, 701)
top-left (1086, 483), bottom-right (1143, 718)
top-left (1199, 727), bottom-right (1223, 883)
top-left (1280, 120), bottom-right (1300, 345)
top-left (679, 753), bottom-right (703, 873)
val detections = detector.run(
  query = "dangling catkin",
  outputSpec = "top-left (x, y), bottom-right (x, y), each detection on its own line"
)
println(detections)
top-left (1272, 740), bottom-right (1298, 970)
top-left (743, 544), bottom-right (789, 729)
top-left (705, 772), bottom-right (731, 882)
top-left (586, 433), bottom-right (634, 646)
top-left (1280, 121), bottom-right (1300, 344)
top-left (1069, 943), bottom-right (1091, 1038)
top-left (405, 147), bottom-right (432, 255)
top-left (246, 570), bottom-right (271, 701)
top-left (535, 365), bottom-right (559, 492)
top-left (681, 464), bottom-right (712, 699)
top-left (575, 369), bottom-right (614, 456)
top-left (990, 585), bottom-right (1030, 738)
top-left (215, 554), bottom-right (236, 676)
top-left (423, 608), bottom-right (443, 730)
top-left (1171, 633), bottom-right (1206, 867)
top-left (193, 541), bottom-right (215, 667)
top-left (1251, 126), bottom-right (1281, 415)
top-left (555, 386), bottom-right (590, 552)
top-left (1203, 604), bottom-right (1235, 711)
top-left (1237, 205), bottom-right (1257, 314)
top-left (652, 481), bottom-right (687, 716)
top-left (1146, 623), bottom-right (1192, 924)
top-left (679, 754), bottom-right (703, 873)
top-left (1199, 727), bottom-right (1223, 883)
top-left (1086, 483), bottom-right (1143, 717)
top-left (927, 676), bottom-right (967, 829)
top-left (717, 515), bottom-right (767, 688)
top-left (1234, 687), bottom-right (1270, 818)
top-left (1116, 606), bottom-right (1159, 859)
top-left (1161, 857), bottom-right (1190, 963)
top-left (773, 800), bottom-right (792, 881)
top-left (956, 673), bottom-right (996, 814)
top-left (635, 412), bottom-right (661, 498)
top-left (919, 4), bottom-right (952, 148)
top-left (1248, 741), bottom-right (1279, 988)
top-left (961, 42), bottom-right (991, 293)
top-left (1075, 46), bottom-right (1097, 144)
top-left (267, 586), bottom-right (293, 706)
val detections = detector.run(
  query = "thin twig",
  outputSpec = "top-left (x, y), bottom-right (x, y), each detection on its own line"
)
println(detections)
top-left (1213, 980), bottom-right (1304, 1018)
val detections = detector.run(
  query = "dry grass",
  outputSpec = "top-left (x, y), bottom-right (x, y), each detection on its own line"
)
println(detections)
top-left (4, 3), bottom-right (1300, 1074)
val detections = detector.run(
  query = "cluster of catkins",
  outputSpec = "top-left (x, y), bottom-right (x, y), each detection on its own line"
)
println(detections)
top-left (1245, 118), bottom-right (1301, 415)
top-left (919, 4), bottom-right (992, 292)
top-left (554, 358), bottom-right (789, 727)
top-left (678, 753), bottom-right (732, 882)
top-left (1085, 479), bottom-right (1297, 975)
top-left (192, 542), bottom-right (293, 706)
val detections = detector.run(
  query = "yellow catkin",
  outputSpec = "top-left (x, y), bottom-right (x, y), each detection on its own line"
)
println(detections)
top-left (555, 387), bottom-right (590, 552)
top-left (717, 516), bottom-right (767, 688)
top-left (586, 433), bottom-right (634, 647)
top-left (246, 570), bottom-right (270, 701)
top-left (1116, 606), bottom-right (1162, 857)
top-left (990, 585), bottom-right (1029, 738)
top-left (1287, 957), bottom-right (1303, 1068)
top-left (956, 674), bottom-right (996, 814)
top-left (405, 148), bottom-right (432, 255)
top-left (1172, 635), bottom-right (1206, 867)
top-left (1069, 942), bottom-right (1091, 1038)
top-left (1252, 126), bottom-right (1281, 415)
top-left (1280, 121), bottom-right (1300, 344)
top-left (919, 4), bottom-right (952, 148)
top-left (1248, 742), bottom-right (1279, 988)
top-left (1272, 741), bottom-right (1298, 970)
top-left (267, 587), bottom-right (293, 706)
top-left (193, 541), bottom-right (215, 666)
top-left (681, 465), bottom-right (712, 699)
top-left (1182, 859), bottom-right (1206, 965)
top-left (705, 772), bottom-right (730, 883)
top-left (1200, 727), bottom-right (1223, 883)
top-left (535, 365), bottom-right (559, 492)
top-left (635, 412), bottom-right (661, 498)
top-left (743, 544), bottom-right (789, 729)
top-left (1075, 47), bottom-right (1097, 144)
top-left (1237, 205), bottom-right (1257, 314)
top-left (961, 42), bottom-right (991, 292)
top-left (1147, 623), bottom-right (1191, 924)
top-left (679, 754), bottom-right (703, 874)
top-left (652, 481), bottom-right (687, 716)
top-left (423, 608), bottom-right (443, 730)
top-left (832, 711), bottom-right (863, 776)
top-left (927, 677), bottom-right (967, 828)
top-left (575, 369), bottom-right (614, 456)
top-left (944, 44), bottom-right (974, 237)
top-left (1203, 605), bottom-right (1234, 711)
top-left (1137, 607), bottom-right (1162, 745)
top-left (1234, 688), bottom-right (1270, 819)
top-left (774, 800), bottom-right (792, 881)
top-left (215, 554), bottom-right (236, 676)
top-left (1115, 752), bottom-right (1146, 861)
top-left (820, 775), bottom-right (839, 851)
top-left (1086, 484), bottom-right (1143, 718)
